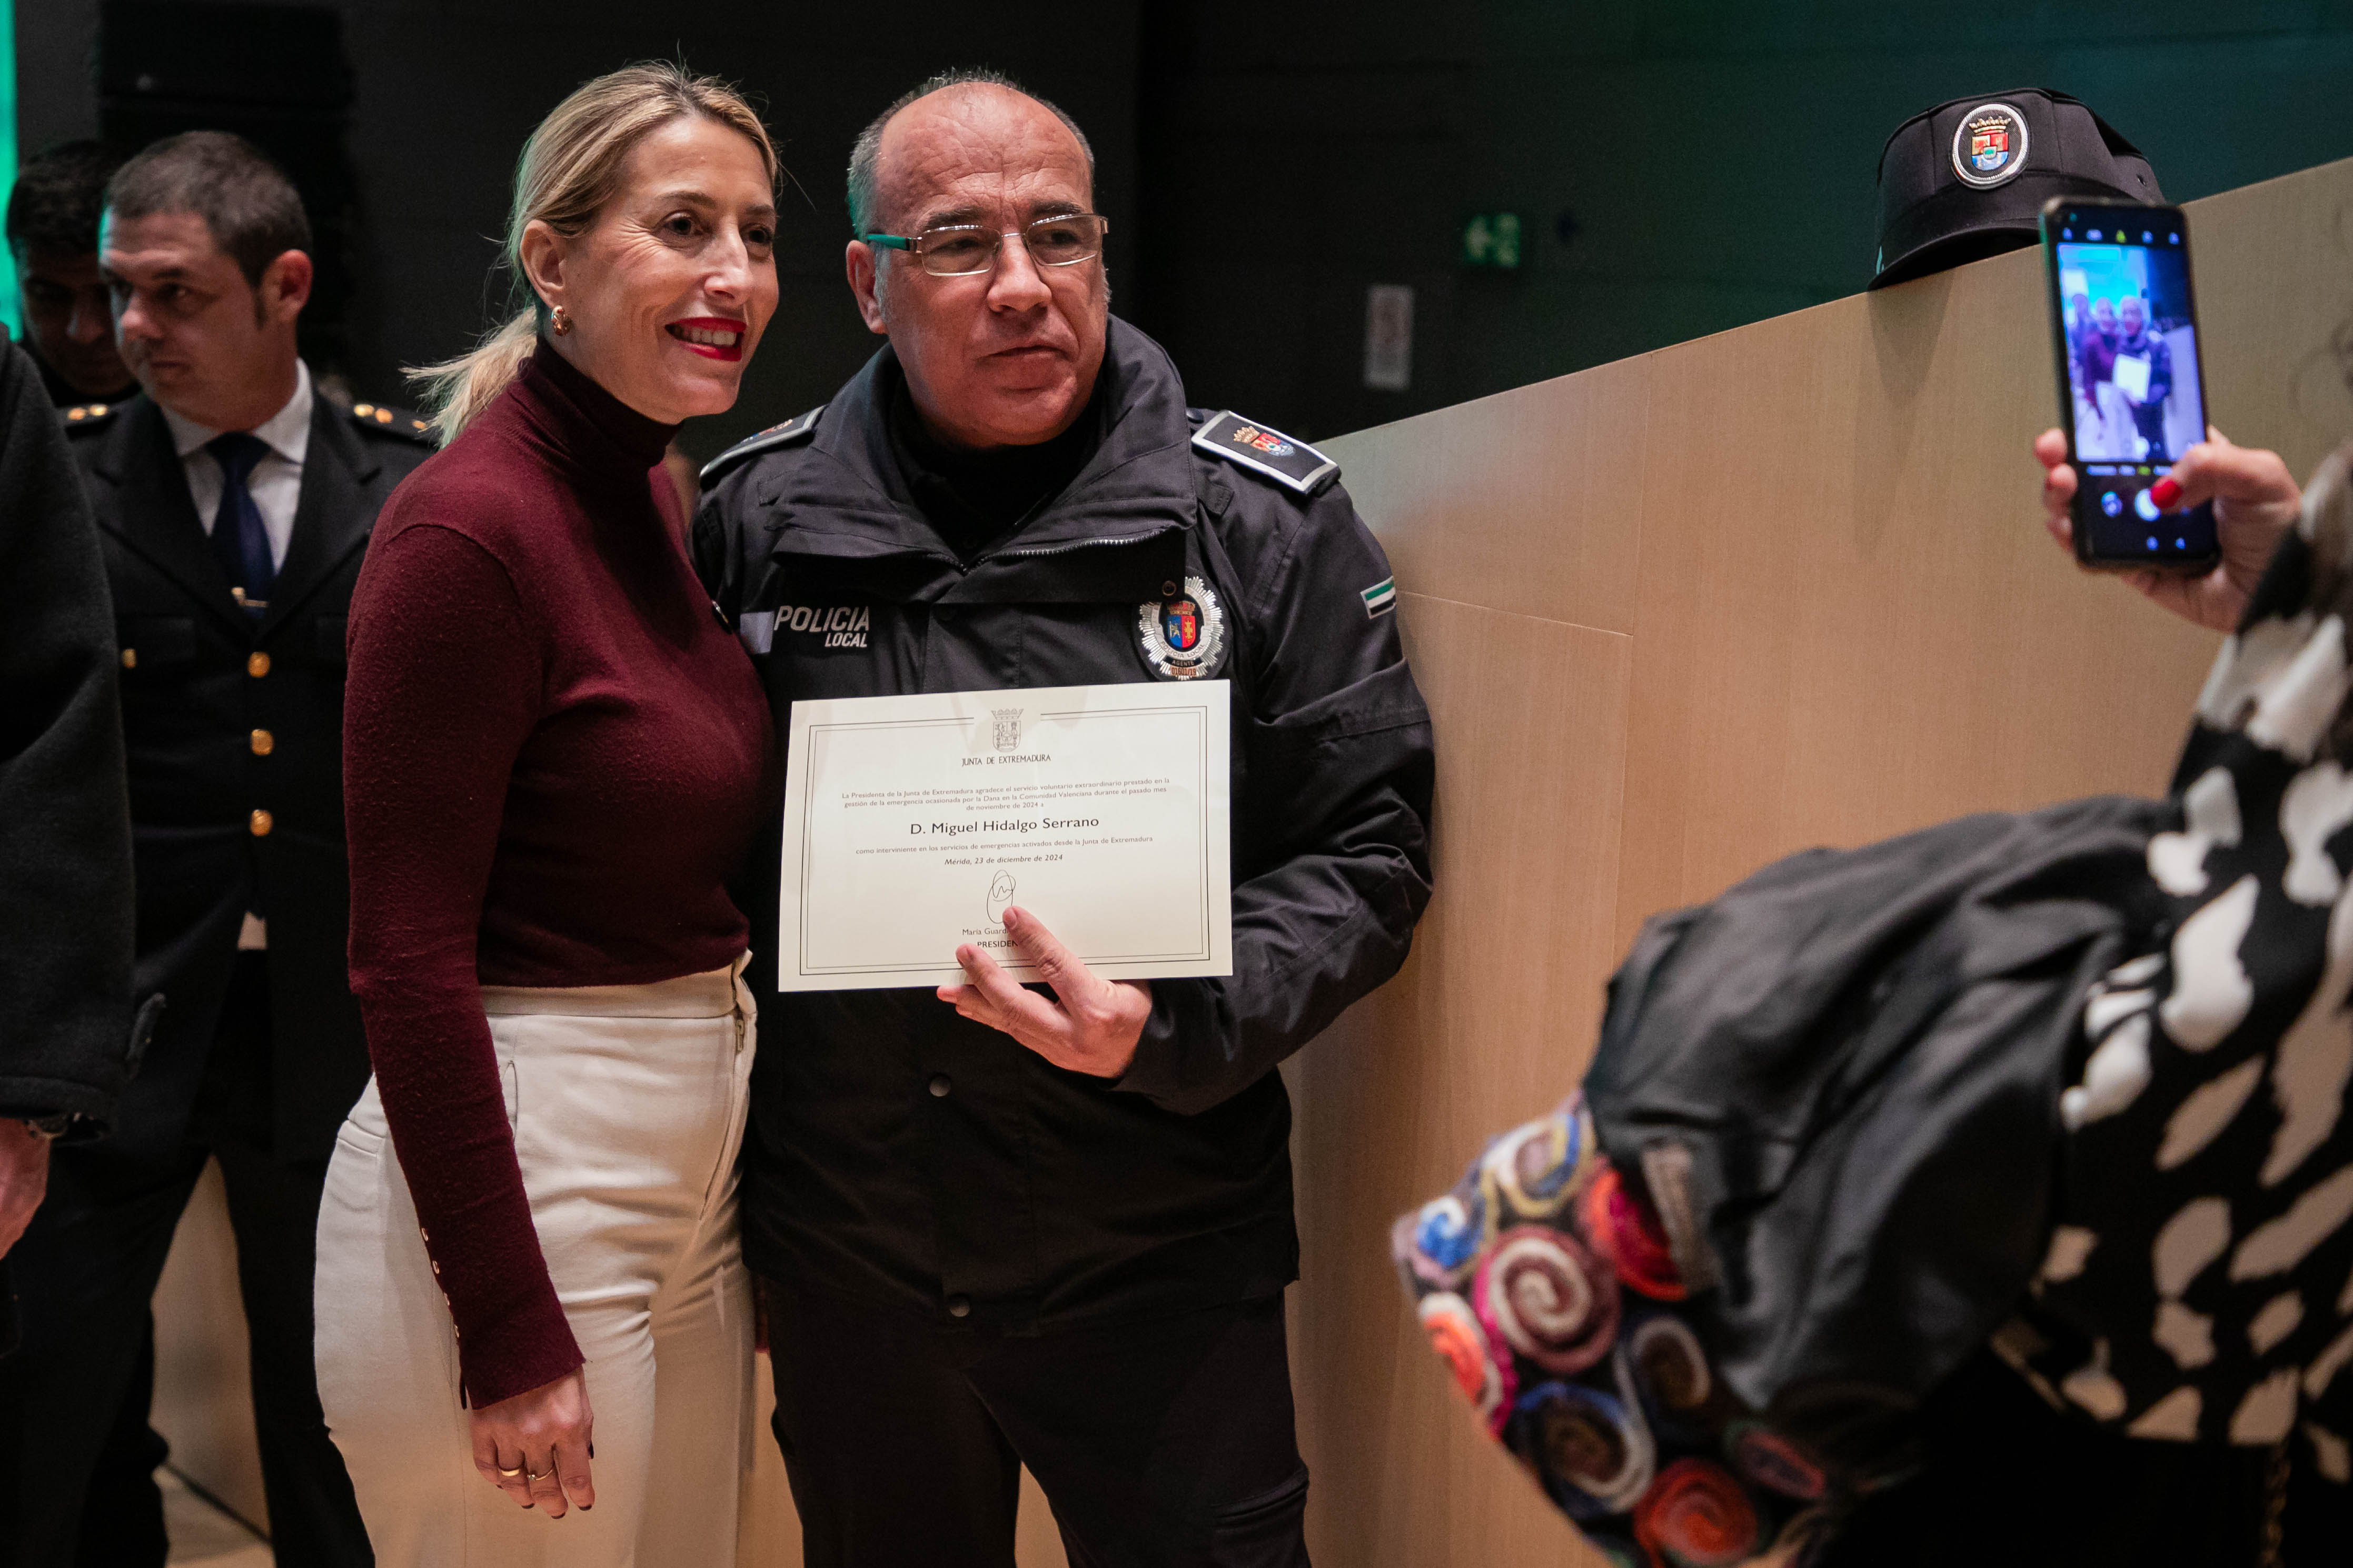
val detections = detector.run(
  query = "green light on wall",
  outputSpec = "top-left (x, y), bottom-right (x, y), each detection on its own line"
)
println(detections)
top-left (1460, 211), bottom-right (1522, 271)
top-left (1, 0), bottom-right (16, 340)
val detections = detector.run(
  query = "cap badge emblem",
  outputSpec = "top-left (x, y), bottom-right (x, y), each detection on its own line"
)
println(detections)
top-left (1951, 103), bottom-right (2028, 189)
top-left (1138, 575), bottom-right (1227, 682)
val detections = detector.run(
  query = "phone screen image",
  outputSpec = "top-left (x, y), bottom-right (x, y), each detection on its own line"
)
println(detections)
top-left (2045, 205), bottom-right (2216, 566)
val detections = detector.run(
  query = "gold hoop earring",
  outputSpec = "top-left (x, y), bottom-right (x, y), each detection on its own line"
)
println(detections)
top-left (550, 305), bottom-right (572, 336)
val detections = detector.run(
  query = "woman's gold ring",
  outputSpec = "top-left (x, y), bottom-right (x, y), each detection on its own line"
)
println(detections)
top-left (526, 1467), bottom-right (550, 1482)
top-left (497, 1464), bottom-right (523, 1478)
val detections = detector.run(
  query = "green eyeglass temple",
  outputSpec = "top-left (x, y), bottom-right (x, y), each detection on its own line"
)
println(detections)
top-left (863, 234), bottom-right (914, 251)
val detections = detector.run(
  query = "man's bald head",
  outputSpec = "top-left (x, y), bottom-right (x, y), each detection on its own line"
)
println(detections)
top-left (846, 69), bottom-right (1094, 237)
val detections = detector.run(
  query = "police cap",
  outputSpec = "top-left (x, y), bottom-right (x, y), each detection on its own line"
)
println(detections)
top-left (1872, 88), bottom-right (2163, 290)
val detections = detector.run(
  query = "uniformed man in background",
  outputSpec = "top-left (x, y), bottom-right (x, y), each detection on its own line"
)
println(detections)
top-left (2, 131), bottom-right (430, 1568)
top-left (696, 71), bottom-right (1433, 1566)
top-left (5, 141), bottom-right (138, 411)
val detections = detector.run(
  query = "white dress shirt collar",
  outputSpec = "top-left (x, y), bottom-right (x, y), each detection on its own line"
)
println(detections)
top-left (169, 360), bottom-right (314, 579)
top-left (162, 360), bottom-right (313, 465)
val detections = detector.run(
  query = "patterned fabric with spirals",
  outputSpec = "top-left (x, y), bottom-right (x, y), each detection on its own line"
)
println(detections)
top-left (1394, 1093), bottom-right (1866, 1567)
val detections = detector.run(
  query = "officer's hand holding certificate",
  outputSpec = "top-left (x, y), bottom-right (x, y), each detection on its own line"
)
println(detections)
top-left (776, 682), bottom-right (1234, 993)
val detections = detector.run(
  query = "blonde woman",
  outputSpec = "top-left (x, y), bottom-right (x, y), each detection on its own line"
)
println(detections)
top-left (313, 63), bottom-right (779, 1564)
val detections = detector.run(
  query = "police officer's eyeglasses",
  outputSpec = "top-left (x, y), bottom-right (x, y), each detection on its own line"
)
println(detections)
top-left (862, 214), bottom-right (1109, 277)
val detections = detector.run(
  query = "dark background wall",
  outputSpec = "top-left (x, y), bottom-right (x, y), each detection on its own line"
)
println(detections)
top-left (17, 0), bottom-right (2353, 457)
top-left (15, 0), bottom-right (1141, 460)
top-left (1139, 0), bottom-right (2353, 440)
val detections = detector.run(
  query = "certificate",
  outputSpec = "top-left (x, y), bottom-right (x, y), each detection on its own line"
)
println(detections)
top-left (2112, 352), bottom-right (2151, 404)
top-left (776, 682), bottom-right (1233, 991)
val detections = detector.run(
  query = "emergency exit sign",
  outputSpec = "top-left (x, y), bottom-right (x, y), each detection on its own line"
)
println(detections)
top-left (1461, 212), bottom-right (1521, 269)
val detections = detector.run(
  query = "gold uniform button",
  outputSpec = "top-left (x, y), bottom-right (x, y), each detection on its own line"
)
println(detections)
top-left (120, 648), bottom-right (137, 669)
top-left (249, 809), bottom-right (274, 837)
top-left (247, 652), bottom-right (271, 678)
top-left (251, 728), bottom-right (275, 756)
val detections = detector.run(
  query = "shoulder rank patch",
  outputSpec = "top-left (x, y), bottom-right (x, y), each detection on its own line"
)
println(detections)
top-left (701, 405), bottom-right (824, 485)
top-left (1190, 411), bottom-right (1338, 495)
top-left (349, 401), bottom-right (435, 443)
top-left (61, 401), bottom-right (124, 431)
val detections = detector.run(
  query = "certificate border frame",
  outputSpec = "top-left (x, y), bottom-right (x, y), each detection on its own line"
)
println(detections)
top-left (784, 692), bottom-right (1226, 985)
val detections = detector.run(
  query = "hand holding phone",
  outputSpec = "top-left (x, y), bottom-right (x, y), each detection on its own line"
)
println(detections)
top-left (2035, 427), bottom-right (2302, 631)
top-left (2041, 197), bottom-right (2217, 572)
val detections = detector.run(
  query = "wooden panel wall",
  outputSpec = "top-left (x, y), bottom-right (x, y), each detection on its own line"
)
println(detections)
top-left (152, 156), bottom-right (2353, 1563)
top-left (1287, 155), bottom-right (2353, 1566)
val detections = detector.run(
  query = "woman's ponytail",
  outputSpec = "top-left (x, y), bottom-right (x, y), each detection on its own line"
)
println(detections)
top-left (409, 306), bottom-right (540, 446)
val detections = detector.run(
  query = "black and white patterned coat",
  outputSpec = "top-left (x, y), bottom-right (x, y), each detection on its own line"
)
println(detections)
top-left (2012, 447), bottom-right (2353, 1481)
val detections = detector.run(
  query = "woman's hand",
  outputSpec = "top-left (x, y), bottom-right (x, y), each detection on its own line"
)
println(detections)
top-left (2037, 426), bottom-right (2303, 632)
top-left (0, 1120), bottom-right (51, 1258)
top-left (470, 1367), bottom-right (594, 1517)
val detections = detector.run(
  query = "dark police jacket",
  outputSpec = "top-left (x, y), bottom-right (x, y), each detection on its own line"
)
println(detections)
top-left (693, 318), bottom-right (1435, 1329)
top-left (66, 387), bottom-right (433, 1164)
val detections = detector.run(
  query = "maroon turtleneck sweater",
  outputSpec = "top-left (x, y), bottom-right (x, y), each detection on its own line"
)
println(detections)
top-left (344, 345), bottom-right (775, 1405)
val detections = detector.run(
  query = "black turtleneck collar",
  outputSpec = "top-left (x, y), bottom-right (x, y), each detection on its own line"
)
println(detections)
top-left (887, 368), bottom-right (1109, 564)
top-left (513, 339), bottom-right (679, 478)
top-left (768, 318), bottom-right (1204, 588)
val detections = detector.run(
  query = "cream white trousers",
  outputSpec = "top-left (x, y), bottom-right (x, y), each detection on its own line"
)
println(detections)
top-left (314, 957), bottom-right (758, 1567)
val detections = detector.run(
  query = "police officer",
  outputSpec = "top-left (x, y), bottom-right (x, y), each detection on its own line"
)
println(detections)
top-left (3, 132), bottom-right (430, 1568)
top-left (696, 71), bottom-right (1433, 1566)
top-left (5, 141), bottom-right (138, 411)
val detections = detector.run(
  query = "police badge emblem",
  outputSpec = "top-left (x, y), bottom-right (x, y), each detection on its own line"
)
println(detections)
top-left (1138, 575), bottom-right (1227, 681)
top-left (1950, 103), bottom-right (2028, 189)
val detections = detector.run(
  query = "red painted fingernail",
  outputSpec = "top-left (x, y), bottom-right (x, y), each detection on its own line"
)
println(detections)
top-left (2150, 477), bottom-right (2182, 508)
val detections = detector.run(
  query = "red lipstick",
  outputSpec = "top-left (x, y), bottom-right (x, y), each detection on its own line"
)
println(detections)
top-left (666, 316), bottom-right (747, 363)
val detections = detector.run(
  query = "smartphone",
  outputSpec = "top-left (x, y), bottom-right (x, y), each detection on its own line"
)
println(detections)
top-left (2040, 197), bottom-right (2218, 572)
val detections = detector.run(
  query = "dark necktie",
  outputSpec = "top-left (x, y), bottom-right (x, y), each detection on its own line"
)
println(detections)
top-left (206, 432), bottom-right (275, 616)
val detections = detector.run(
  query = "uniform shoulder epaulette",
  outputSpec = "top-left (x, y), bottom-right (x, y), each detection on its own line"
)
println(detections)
top-left (1188, 409), bottom-right (1338, 495)
top-left (60, 400), bottom-right (124, 433)
top-left (701, 405), bottom-right (823, 485)
top-left (349, 400), bottom-right (435, 444)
